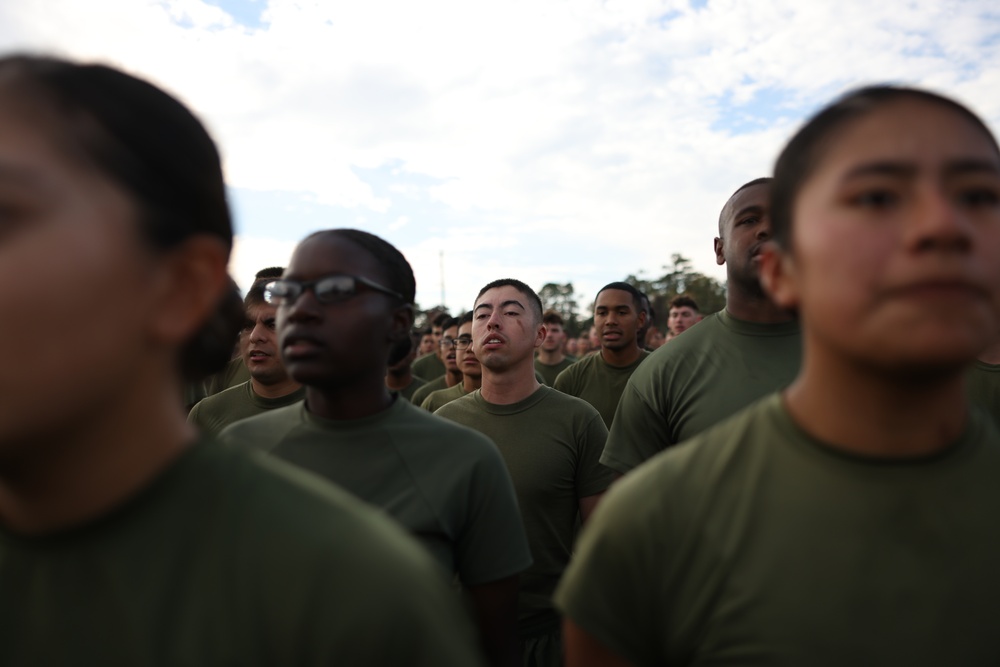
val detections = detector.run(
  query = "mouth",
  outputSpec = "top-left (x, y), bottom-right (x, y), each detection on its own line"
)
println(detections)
top-left (247, 350), bottom-right (270, 362)
top-left (482, 334), bottom-right (505, 350)
top-left (282, 333), bottom-right (325, 359)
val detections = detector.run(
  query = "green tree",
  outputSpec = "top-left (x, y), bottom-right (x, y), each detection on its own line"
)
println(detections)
top-left (625, 254), bottom-right (726, 330)
top-left (537, 282), bottom-right (584, 336)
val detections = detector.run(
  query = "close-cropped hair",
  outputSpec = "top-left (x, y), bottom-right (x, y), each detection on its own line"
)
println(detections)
top-left (542, 309), bottom-right (565, 327)
top-left (476, 279), bottom-right (544, 323)
top-left (718, 177), bottom-right (773, 234)
top-left (432, 312), bottom-right (452, 328)
top-left (255, 266), bottom-right (285, 281)
top-left (771, 85), bottom-right (1000, 250)
top-left (439, 317), bottom-right (459, 333)
top-left (458, 311), bottom-right (474, 326)
top-left (669, 294), bottom-right (700, 312)
top-left (596, 281), bottom-right (644, 311)
top-left (0, 54), bottom-right (238, 381)
top-left (303, 229), bottom-right (416, 304)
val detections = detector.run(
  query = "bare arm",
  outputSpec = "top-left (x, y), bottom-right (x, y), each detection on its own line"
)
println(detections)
top-left (563, 618), bottom-right (634, 667)
top-left (578, 493), bottom-right (603, 524)
top-left (467, 574), bottom-right (521, 667)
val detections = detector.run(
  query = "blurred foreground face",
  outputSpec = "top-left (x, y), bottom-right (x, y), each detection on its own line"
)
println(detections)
top-left (782, 98), bottom-right (1000, 371)
top-left (0, 100), bottom-right (158, 452)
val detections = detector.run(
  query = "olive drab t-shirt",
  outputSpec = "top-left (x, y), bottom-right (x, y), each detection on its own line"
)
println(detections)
top-left (410, 374), bottom-right (449, 406)
top-left (420, 383), bottom-right (468, 412)
top-left (602, 310), bottom-right (801, 474)
top-left (553, 350), bottom-right (650, 428)
top-left (219, 398), bottom-right (532, 586)
top-left (435, 386), bottom-right (612, 636)
top-left (0, 442), bottom-right (486, 667)
top-left (187, 381), bottom-right (305, 437)
top-left (534, 357), bottom-right (576, 386)
top-left (412, 352), bottom-right (446, 383)
top-left (968, 361), bottom-right (1000, 430)
top-left (559, 394), bottom-right (1000, 666)
top-left (395, 374), bottom-right (428, 402)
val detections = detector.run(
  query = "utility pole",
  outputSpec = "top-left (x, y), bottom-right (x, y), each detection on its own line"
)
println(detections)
top-left (439, 250), bottom-right (445, 308)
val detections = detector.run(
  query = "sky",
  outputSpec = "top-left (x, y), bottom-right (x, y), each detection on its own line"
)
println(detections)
top-left (1, 0), bottom-right (998, 315)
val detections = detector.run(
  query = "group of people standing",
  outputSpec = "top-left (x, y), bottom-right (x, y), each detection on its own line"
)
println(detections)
top-left (2, 51), bottom-right (1000, 667)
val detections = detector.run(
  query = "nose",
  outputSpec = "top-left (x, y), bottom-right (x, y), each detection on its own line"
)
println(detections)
top-left (249, 322), bottom-right (270, 342)
top-left (755, 217), bottom-right (772, 241)
top-left (908, 185), bottom-right (972, 253)
top-left (283, 287), bottom-right (322, 324)
top-left (486, 310), bottom-right (502, 330)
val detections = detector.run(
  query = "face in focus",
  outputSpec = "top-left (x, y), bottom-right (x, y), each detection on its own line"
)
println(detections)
top-left (438, 324), bottom-right (460, 372)
top-left (0, 100), bottom-right (167, 451)
top-left (241, 303), bottom-right (290, 386)
top-left (541, 322), bottom-right (566, 352)
top-left (715, 182), bottom-right (773, 293)
top-left (765, 98), bottom-right (1000, 373)
top-left (456, 321), bottom-right (481, 380)
top-left (594, 289), bottom-right (645, 353)
top-left (668, 306), bottom-right (701, 335)
top-left (277, 234), bottom-right (409, 389)
top-left (473, 285), bottom-right (545, 373)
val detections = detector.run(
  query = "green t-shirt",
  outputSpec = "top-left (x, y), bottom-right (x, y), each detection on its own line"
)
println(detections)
top-left (412, 352), bottom-right (446, 382)
top-left (219, 398), bottom-right (532, 586)
top-left (411, 374), bottom-right (448, 406)
top-left (435, 386), bottom-right (612, 636)
top-left (553, 350), bottom-right (650, 428)
top-left (0, 442), bottom-right (485, 666)
top-left (187, 381), bottom-right (305, 437)
top-left (968, 361), bottom-right (1000, 430)
top-left (534, 357), bottom-right (576, 386)
top-left (602, 310), bottom-right (801, 474)
top-left (421, 383), bottom-right (469, 412)
top-left (203, 356), bottom-right (252, 397)
top-left (394, 374), bottom-right (428, 402)
top-left (557, 394), bottom-right (1000, 666)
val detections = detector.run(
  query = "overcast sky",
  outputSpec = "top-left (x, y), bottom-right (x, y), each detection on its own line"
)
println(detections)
top-left (2, 0), bottom-right (998, 313)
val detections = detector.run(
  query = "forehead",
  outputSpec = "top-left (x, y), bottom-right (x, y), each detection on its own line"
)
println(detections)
top-left (458, 321), bottom-right (473, 335)
top-left (595, 289), bottom-right (635, 309)
top-left (475, 284), bottom-right (528, 308)
top-left (670, 306), bottom-right (694, 314)
top-left (443, 324), bottom-right (459, 337)
top-left (246, 302), bottom-right (277, 320)
top-left (286, 234), bottom-right (384, 281)
top-left (808, 99), bottom-right (1000, 179)
top-left (722, 183), bottom-right (771, 230)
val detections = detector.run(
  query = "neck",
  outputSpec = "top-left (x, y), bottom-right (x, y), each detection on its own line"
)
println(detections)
top-left (445, 369), bottom-right (462, 388)
top-left (462, 374), bottom-right (483, 393)
top-left (306, 375), bottom-right (393, 421)
top-left (0, 362), bottom-right (192, 535)
top-left (385, 367), bottom-right (414, 390)
top-left (978, 339), bottom-right (1000, 365)
top-left (536, 348), bottom-right (565, 364)
top-left (480, 361), bottom-right (541, 405)
top-left (785, 344), bottom-right (970, 458)
top-left (725, 281), bottom-right (795, 324)
top-left (250, 376), bottom-right (302, 399)
top-left (600, 344), bottom-right (642, 367)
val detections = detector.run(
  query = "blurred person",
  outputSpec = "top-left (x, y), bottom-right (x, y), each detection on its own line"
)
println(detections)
top-left (0, 55), bottom-right (483, 666)
top-left (422, 312), bottom-right (481, 411)
top-left (412, 312), bottom-right (450, 380)
top-left (386, 328), bottom-right (428, 402)
top-left (535, 309), bottom-right (576, 386)
top-left (667, 294), bottom-right (702, 336)
top-left (410, 316), bottom-right (462, 406)
top-left (559, 85), bottom-right (1000, 666)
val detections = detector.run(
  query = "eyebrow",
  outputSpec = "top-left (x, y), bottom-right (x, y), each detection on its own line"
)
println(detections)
top-left (732, 204), bottom-right (764, 221)
top-left (474, 299), bottom-right (526, 312)
top-left (844, 159), bottom-right (1000, 180)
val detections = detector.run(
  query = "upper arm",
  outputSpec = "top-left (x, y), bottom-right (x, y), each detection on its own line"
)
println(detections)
top-left (578, 493), bottom-right (603, 524)
top-left (602, 383), bottom-right (673, 474)
top-left (563, 618), bottom-right (635, 667)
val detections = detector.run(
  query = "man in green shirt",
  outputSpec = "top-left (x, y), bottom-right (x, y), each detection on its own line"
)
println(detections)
top-left (554, 282), bottom-right (649, 428)
top-left (422, 312), bottom-right (482, 412)
top-left (220, 230), bottom-right (530, 667)
top-left (410, 316), bottom-right (462, 405)
top-left (188, 276), bottom-right (305, 436)
top-left (436, 278), bottom-right (612, 667)
top-left (386, 329), bottom-right (428, 401)
top-left (411, 312), bottom-right (450, 380)
top-left (602, 178), bottom-right (801, 475)
top-left (667, 293), bottom-right (702, 337)
top-left (557, 85), bottom-right (1000, 666)
top-left (534, 309), bottom-right (575, 385)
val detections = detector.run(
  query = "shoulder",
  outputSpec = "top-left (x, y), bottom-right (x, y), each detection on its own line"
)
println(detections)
top-left (217, 402), bottom-right (304, 449)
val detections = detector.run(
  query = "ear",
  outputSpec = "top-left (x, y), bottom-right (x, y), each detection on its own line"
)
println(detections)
top-left (145, 235), bottom-right (230, 347)
top-left (714, 237), bottom-right (725, 266)
top-left (758, 241), bottom-right (799, 311)
top-left (389, 304), bottom-right (415, 344)
top-left (535, 323), bottom-right (547, 349)
top-left (636, 308), bottom-right (647, 329)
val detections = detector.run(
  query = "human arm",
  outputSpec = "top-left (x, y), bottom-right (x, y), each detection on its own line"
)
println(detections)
top-left (564, 619), bottom-right (635, 667)
top-left (578, 493), bottom-right (603, 524)
top-left (468, 575), bottom-right (521, 667)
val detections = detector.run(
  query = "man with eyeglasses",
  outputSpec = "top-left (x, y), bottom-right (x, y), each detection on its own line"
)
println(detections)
top-left (187, 274), bottom-right (305, 436)
top-left (421, 312), bottom-right (482, 412)
top-left (410, 317), bottom-right (463, 406)
top-left (219, 230), bottom-right (531, 667)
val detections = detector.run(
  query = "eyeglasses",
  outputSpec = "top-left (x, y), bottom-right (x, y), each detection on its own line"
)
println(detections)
top-left (440, 336), bottom-right (474, 350)
top-left (264, 275), bottom-right (406, 305)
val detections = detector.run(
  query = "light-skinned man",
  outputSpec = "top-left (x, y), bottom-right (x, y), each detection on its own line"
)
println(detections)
top-left (435, 278), bottom-right (612, 667)
top-left (421, 312), bottom-right (482, 411)
top-left (554, 282), bottom-right (649, 428)
top-left (534, 309), bottom-right (575, 386)
top-left (410, 317), bottom-right (462, 405)
top-left (667, 294), bottom-right (702, 336)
